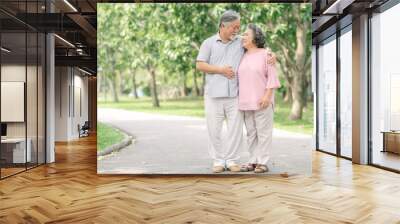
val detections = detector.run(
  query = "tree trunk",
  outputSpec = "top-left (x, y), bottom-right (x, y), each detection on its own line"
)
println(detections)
top-left (193, 72), bottom-right (200, 97)
top-left (149, 67), bottom-right (160, 107)
top-left (110, 73), bottom-right (119, 103)
top-left (289, 18), bottom-right (307, 120)
top-left (104, 74), bottom-right (108, 102)
top-left (132, 71), bottom-right (138, 99)
top-left (289, 76), bottom-right (306, 120)
top-left (97, 73), bottom-right (103, 101)
top-left (181, 74), bottom-right (187, 97)
top-left (100, 75), bottom-right (107, 102)
top-left (278, 59), bottom-right (293, 103)
top-left (284, 85), bottom-right (292, 103)
top-left (200, 74), bottom-right (206, 96)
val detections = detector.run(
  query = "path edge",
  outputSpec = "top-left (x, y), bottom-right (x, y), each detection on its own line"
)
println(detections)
top-left (97, 123), bottom-right (134, 157)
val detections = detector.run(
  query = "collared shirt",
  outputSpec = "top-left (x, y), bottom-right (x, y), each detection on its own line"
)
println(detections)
top-left (196, 33), bottom-right (244, 98)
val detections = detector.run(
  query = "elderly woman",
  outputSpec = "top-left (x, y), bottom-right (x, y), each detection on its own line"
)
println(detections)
top-left (238, 24), bottom-right (281, 173)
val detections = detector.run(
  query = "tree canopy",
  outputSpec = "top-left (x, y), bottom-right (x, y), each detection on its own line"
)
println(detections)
top-left (98, 3), bottom-right (312, 119)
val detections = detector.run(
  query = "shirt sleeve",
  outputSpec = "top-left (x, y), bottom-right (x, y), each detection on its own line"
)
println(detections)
top-left (265, 54), bottom-right (281, 89)
top-left (196, 39), bottom-right (211, 63)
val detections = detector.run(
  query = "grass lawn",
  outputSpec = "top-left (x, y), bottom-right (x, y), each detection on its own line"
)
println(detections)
top-left (99, 96), bottom-right (205, 117)
top-left (98, 96), bottom-right (314, 135)
top-left (97, 122), bottom-right (125, 151)
top-left (273, 97), bottom-right (314, 135)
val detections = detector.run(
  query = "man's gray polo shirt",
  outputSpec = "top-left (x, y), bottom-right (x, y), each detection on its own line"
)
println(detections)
top-left (196, 33), bottom-right (244, 98)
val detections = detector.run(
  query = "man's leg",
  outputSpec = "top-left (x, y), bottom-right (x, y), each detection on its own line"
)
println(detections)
top-left (254, 105), bottom-right (274, 166)
top-left (224, 97), bottom-right (244, 168)
top-left (205, 96), bottom-right (225, 167)
top-left (243, 110), bottom-right (258, 164)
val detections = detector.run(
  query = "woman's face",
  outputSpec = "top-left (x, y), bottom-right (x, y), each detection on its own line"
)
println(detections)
top-left (241, 28), bottom-right (255, 49)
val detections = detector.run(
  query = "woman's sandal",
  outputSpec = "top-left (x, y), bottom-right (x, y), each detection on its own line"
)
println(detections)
top-left (240, 163), bottom-right (256, 172)
top-left (254, 164), bottom-right (269, 173)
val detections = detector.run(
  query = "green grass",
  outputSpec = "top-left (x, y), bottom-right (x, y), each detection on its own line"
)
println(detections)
top-left (99, 96), bottom-right (205, 117)
top-left (273, 97), bottom-right (314, 134)
top-left (98, 96), bottom-right (314, 135)
top-left (97, 122), bottom-right (125, 151)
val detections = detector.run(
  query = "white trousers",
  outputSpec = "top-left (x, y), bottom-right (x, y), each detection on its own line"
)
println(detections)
top-left (205, 96), bottom-right (243, 167)
top-left (243, 105), bottom-right (274, 165)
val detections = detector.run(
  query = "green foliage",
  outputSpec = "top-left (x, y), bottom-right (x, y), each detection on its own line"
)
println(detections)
top-left (98, 3), bottom-right (312, 117)
top-left (99, 3), bottom-right (309, 88)
top-left (142, 86), bottom-right (151, 97)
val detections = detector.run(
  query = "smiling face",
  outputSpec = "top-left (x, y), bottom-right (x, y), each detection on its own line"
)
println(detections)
top-left (220, 19), bottom-right (241, 41)
top-left (241, 28), bottom-right (256, 50)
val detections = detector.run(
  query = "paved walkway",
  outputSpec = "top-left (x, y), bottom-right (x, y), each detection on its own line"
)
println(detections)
top-left (98, 108), bottom-right (312, 175)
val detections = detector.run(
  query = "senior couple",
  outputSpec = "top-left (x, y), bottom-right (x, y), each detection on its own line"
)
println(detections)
top-left (196, 10), bottom-right (281, 173)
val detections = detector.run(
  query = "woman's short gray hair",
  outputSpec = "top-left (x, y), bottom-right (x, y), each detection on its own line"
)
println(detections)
top-left (247, 24), bottom-right (265, 48)
top-left (219, 10), bottom-right (240, 28)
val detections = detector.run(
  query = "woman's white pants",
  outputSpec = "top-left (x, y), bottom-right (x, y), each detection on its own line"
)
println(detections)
top-left (243, 105), bottom-right (274, 166)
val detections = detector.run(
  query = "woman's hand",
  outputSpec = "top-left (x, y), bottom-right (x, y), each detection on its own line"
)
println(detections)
top-left (260, 88), bottom-right (273, 109)
top-left (259, 94), bottom-right (271, 109)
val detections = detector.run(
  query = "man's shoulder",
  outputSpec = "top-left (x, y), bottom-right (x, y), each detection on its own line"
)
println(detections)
top-left (203, 34), bottom-right (218, 44)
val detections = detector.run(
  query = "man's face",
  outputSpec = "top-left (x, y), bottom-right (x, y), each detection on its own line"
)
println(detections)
top-left (222, 19), bottom-right (240, 40)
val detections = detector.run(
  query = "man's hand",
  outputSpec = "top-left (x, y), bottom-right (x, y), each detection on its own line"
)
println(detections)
top-left (219, 66), bottom-right (235, 79)
top-left (266, 48), bottom-right (277, 65)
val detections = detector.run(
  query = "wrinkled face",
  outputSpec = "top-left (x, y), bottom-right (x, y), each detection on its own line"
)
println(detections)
top-left (221, 19), bottom-right (240, 40)
top-left (241, 28), bottom-right (255, 49)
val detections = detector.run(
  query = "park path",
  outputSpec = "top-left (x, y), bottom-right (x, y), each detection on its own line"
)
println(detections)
top-left (97, 108), bottom-right (312, 175)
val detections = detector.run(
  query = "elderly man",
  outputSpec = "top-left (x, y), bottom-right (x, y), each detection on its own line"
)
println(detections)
top-left (196, 10), bottom-right (275, 173)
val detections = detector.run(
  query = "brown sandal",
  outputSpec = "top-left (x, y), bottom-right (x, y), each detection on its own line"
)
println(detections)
top-left (240, 163), bottom-right (256, 172)
top-left (254, 164), bottom-right (269, 173)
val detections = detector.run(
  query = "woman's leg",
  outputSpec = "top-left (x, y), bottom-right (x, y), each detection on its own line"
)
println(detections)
top-left (243, 110), bottom-right (258, 164)
top-left (254, 105), bottom-right (274, 166)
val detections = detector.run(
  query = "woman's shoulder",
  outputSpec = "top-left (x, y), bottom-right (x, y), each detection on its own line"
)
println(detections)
top-left (245, 48), bottom-right (267, 56)
top-left (256, 48), bottom-right (268, 57)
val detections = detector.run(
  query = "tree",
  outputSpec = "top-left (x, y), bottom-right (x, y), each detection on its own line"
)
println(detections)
top-left (125, 4), bottom-right (172, 107)
top-left (261, 4), bottom-right (312, 120)
top-left (98, 3), bottom-right (127, 102)
top-left (98, 3), bottom-right (312, 118)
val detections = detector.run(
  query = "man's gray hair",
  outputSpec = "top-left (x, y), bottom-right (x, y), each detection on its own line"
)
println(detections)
top-left (219, 10), bottom-right (240, 28)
